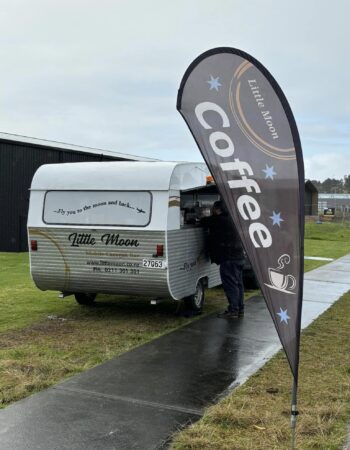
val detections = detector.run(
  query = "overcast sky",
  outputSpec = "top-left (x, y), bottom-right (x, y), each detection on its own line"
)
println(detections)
top-left (0, 0), bottom-right (349, 181)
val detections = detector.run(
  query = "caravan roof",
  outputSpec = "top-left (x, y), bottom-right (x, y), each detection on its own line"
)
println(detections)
top-left (31, 161), bottom-right (210, 192)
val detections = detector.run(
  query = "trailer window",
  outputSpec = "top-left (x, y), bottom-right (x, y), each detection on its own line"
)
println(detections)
top-left (43, 191), bottom-right (152, 226)
top-left (180, 189), bottom-right (220, 226)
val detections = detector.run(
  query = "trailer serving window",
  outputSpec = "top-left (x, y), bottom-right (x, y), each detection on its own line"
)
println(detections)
top-left (180, 186), bottom-right (220, 226)
top-left (43, 191), bottom-right (152, 226)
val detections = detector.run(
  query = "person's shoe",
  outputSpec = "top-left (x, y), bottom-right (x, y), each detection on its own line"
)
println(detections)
top-left (217, 310), bottom-right (239, 319)
top-left (238, 310), bottom-right (244, 318)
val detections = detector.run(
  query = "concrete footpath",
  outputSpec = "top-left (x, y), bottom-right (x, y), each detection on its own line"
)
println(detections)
top-left (1, 255), bottom-right (349, 450)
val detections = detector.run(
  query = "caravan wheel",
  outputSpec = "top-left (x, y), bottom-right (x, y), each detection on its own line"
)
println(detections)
top-left (184, 280), bottom-right (205, 312)
top-left (74, 293), bottom-right (96, 306)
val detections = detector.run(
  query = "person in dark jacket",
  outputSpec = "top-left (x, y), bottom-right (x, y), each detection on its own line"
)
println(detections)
top-left (201, 200), bottom-right (245, 319)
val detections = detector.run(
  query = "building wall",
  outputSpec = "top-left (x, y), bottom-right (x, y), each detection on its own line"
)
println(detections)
top-left (304, 189), bottom-right (318, 215)
top-left (0, 140), bottom-right (122, 252)
top-left (310, 192), bottom-right (318, 215)
top-left (318, 194), bottom-right (350, 213)
top-left (304, 181), bottom-right (319, 216)
top-left (304, 189), bottom-right (313, 215)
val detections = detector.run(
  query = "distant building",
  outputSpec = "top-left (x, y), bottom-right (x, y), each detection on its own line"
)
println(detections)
top-left (305, 180), bottom-right (318, 216)
top-left (0, 132), bottom-right (156, 252)
top-left (318, 193), bottom-right (350, 213)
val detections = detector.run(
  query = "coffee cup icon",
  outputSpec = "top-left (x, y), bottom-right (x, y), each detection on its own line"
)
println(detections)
top-left (268, 268), bottom-right (296, 291)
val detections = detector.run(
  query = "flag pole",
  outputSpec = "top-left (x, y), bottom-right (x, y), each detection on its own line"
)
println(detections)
top-left (290, 377), bottom-right (299, 449)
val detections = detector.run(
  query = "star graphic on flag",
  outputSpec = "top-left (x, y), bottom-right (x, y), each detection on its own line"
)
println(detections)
top-left (262, 164), bottom-right (277, 180)
top-left (277, 308), bottom-right (290, 324)
top-left (207, 75), bottom-right (222, 91)
top-left (270, 211), bottom-right (284, 227)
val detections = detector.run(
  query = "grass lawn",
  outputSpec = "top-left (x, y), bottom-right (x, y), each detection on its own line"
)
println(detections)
top-left (0, 221), bottom-right (349, 446)
top-left (0, 253), bottom-right (256, 408)
top-left (304, 221), bottom-right (350, 271)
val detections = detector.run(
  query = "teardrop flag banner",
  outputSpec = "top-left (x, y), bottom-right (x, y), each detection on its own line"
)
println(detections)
top-left (177, 47), bottom-right (304, 437)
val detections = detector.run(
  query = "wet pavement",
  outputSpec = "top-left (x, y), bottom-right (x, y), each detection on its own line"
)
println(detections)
top-left (1, 254), bottom-right (349, 450)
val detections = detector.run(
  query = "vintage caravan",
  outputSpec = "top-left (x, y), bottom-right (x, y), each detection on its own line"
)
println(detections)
top-left (28, 161), bottom-right (224, 310)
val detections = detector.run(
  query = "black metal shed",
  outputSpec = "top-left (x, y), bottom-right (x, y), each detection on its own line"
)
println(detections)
top-left (0, 132), bottom-right (152, 252)
top-left (304, 180), bottom-right (319, 216)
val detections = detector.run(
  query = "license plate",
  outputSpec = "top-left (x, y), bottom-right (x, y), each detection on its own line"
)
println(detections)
top-left (142, 259), bottom-right (167, 269)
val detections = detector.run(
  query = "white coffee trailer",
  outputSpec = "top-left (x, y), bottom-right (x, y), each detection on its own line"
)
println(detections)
top-left (27, 161), bottom-right (222, 309)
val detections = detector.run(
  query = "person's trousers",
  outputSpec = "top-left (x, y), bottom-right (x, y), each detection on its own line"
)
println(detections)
top-left (219, 260), bottom-right (244, 313)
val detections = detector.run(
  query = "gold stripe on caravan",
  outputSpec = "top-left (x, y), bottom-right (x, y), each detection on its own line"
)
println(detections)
top-left (28, 227), bottom-right (169, 298)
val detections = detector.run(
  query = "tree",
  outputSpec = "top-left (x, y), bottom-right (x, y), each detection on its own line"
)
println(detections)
top-left (344, 175), bottom-right (350, 193)
top-left (310, 179), bottom-right (322, 191)
top-left (321, 178), bottom-right (344, 193)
